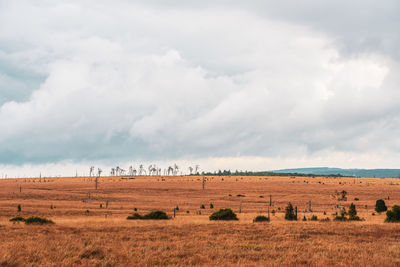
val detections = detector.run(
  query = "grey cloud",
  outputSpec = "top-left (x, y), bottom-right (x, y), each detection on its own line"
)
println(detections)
top-left (1, 1), bottom-right (400, 167)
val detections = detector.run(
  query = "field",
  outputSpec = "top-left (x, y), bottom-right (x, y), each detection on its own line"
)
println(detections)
top-left (1, 175), bottom-right (400, 266)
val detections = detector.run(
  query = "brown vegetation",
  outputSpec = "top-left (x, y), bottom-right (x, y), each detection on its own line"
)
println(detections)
top-left (1, 175), bottom-right (400, 266)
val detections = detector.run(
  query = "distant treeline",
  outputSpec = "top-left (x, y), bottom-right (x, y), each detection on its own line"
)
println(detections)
top-left (200, 170), bottom-right (347, 177)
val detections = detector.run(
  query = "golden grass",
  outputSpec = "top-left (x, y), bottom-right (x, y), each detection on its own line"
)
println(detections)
top-left (1, 175), bottom-right (400, 266)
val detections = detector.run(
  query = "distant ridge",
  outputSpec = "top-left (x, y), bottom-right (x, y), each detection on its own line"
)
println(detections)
top-left (272, 167), bottom-right (400, 178)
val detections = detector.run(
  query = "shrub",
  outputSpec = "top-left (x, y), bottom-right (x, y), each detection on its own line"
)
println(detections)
top-left (354, 198), bottom-right (359, 201)
top-left (24, 216), bottom-right (54, 225)
top-left (253, 215), bottom-right (270, 222)
top-left (126, 213), bottom-right (143, 220)
top-left (237, 194), bottom-right (245, 197)
top-left (334, 208), bottom-right (347, 221)
top-left (9, 216), bottom-right (25, 222)
top-left (311, 215), bottom-right (318, 221)
top-left (127, 210), bottom-right (169, 220)
top-left (209, 208), bottom-right (238, 221)
top-left (385, 205), bottom-right (400, 222)
top-left (175, 206), bottom-right (179, 211)
top-left (200, 204), bottom-right (205, 209)
top-left (375, 199), bottom-right (387, 213)
top-left (302, 216), bottom-right (307, 221)
top-left (17, 204), bottom-right (21, 212)
top-left (348, 203), bottom-right (361, 221)
top-left (142, 211), bottom-right (169, 220)
top-left (210, 203), bottom-right (214, 209)
top-left (320, 217), bottom-right (330, 222)
top-left (284, 202), bottom-right (297, 221)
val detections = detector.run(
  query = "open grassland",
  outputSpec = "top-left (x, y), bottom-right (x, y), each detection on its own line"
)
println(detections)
top-left (1, 175), bottom-right (400, 266)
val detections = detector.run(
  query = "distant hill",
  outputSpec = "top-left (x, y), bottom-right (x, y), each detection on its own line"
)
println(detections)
top-left (272, 167), bottom-right (400, 178)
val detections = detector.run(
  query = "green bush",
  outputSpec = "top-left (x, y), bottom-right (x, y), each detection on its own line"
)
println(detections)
top-left (9, 216), bottom-right (25, 222)
top-left (210, 203), bottom-right (214, 209)
top-left (348, 203), bottom-right (361, 221)
top-left (126, 213), bottom-right (143, 220)
top-left (284, 202), bottom-right (297, 221)
top-left (17, 204), bottom-right (21, 212)
top-left (334, 208), bottom-right (348, 221)
top-left (385, 205), bottom-right (400, 222)
top-left (200, 204), bottom-right (205, 209)
top-left (253, 215), bottom-right (270, 222)
top-left (310, 215), bottom-right (318, 221)
top-left (375, 199), bottom-right (387, 213)
top-left (127, 211), bottom-right (169, 220)
top-left (209, 208), bottom-right (238, 221)
top-left (24, 216), bottom-right (54, 225)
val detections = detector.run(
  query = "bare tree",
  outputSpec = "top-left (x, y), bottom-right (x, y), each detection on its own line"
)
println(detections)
top-left (188, 166), bottom-right (193, 175)
top-left (89, 166), bottom-right (95, 177)
top-left (139, 165), bottom-right (146, 175)
top-left (174, 164), bottom-right (179, 175)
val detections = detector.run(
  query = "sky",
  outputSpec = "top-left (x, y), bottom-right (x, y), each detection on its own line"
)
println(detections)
top-left (1, 1), bottom-right (400, 177)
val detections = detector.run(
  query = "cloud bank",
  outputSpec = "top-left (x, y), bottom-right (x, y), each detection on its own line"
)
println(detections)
top-left (1, 1), bottom-right (400, 174)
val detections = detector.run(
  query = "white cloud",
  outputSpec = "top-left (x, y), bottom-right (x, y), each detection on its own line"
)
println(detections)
top-left (0, 1), bottom-right (400, 174)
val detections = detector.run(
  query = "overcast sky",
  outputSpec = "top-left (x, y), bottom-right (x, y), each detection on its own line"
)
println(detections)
top-left (1, 1), bottom-right (400, 176)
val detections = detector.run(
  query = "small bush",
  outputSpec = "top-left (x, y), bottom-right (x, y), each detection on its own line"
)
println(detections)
top-left (209, 208), bottom-right (238, 221)
top-left (24, 216), bottom-right (54, 225)
top-left (175, 206), bottom-right (179, 211)
top-left (126, 213), bottom-right (143, 220)
top-left (210, 203), bottom-right (214, 209)
top-left (354, 198), bottom-right (359, 201)
top-left (284, 202), bottom-right (297, 221)
top-left (302, 216), bottom-right (307, 221)
top-left (386, 205), bottom-right (400, 222)
top-left (134, 208), bottom-right (137, 211)
top-left (200, 204), bottom-right (205, 209)
top-left (311, 215), bottom-right (318, 221)
top-left (143, 211), bottom-right (169, 220)
top-left (127, 210), bottom-right (169, 220)
top-left (237, 194), bottom-right (245, 197)
top-left (334, 208), bottom-right (347, 221)
top-left (348, 203), bottom-right (361, 221)
top-left (10, 216), bottom-right (25, 222)
top-left (17, 204), bottom-right (21, 212)
top-left (253, 215), bottom-right (270, 222)
top-left (375, 199), bottom-right (387, 213)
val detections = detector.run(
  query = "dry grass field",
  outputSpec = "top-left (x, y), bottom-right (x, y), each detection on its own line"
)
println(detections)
top-left (1, 175), bottom-right (400, 266)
